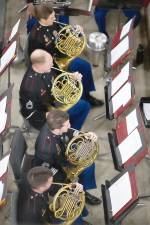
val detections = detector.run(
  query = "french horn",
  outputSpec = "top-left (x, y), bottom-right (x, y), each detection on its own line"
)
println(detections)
top-left (50, 67), bottom-right (83, 111)
top-left (64, 131), bottom-right (99, 181)
top-left (49, 183), bottom-right (85, 225)
top-left (54, 21), bottom-right (86, 70)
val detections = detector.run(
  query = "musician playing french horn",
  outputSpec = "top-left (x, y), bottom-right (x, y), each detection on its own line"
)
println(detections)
top-left (17, 166), bottom-right (89, 225)
top-left (34, 109), bottom-right (101, 207)
top-left (19, 49), bottom-right (90, 130)
top-left (27, 4), bottom-right (104, 107)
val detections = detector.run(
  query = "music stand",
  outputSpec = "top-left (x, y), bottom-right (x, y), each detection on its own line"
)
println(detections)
top-left (108, 127), bottom-right (148, 171)
top-left (0, 39), bottom-right (17, 87)
top-left (0, 84), bottom-right (14, 139)
top-left (115, 107), bottom-right (144, 144)
top-left (139, 97), bottom-right (150, 128)
top-left (8, 19), bottom-right (21, 43)
top-left (101, 166), bottom-right (138, 225)
top-left (111, 17), bottom-right (135, 48)
top-left (105, 80), bottom-right (135, 120)
top-left (0, 153), bottom-right (10, 207)
top-left (107, 34), bottom-right (134, 70)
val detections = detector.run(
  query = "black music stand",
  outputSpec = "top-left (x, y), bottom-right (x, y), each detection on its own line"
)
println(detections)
top-left (106, 33), bottom-right (134, 70)
top-left (139, 97), bottom-right (150, 128)
top-left (105, 80), bottom-right (135, 120)
top-left (101, 166), bottom-right (138, 225)
top-left (0, 84), bottom-right (14, 138)
top-left (0, 153), bottom-right (10, 207)
top-left (0, 40), bottom-right (17, 87)
top-left (108, 127), bottom-right (148, 171)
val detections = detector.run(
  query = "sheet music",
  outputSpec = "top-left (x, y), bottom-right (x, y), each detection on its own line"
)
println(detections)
top-left (0, 41), bottom-right (17, 73)
top-left (0, 96), bottom-right (7, 134)
top-left (126, 109), bottom-right (138, 135)
top-left (111, 62), bottom-right (130, 96)
top-left (111, 36), bottom-right (129, 66)
top-left (9, 19), bottom-right (20, 42)
top-left (0, 181), bottom-right (4, 201)
top-left (120, 18), bottom-right (133, 40)
top-left (0, 154), bottom-right (10, 178)
top-left (112, 82), bottom-right (131, 113)
top-left (143, 103), bottom-right (150, 120)
top-left (118, 128), bottom-right (142, 164)
top-left (109, 172), bottom-right (132, 216)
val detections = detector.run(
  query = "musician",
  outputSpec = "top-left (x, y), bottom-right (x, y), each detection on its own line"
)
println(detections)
top-left (34, 109), bottom-right (101, 206)
top-left (17, 166), bottom-right (91, 225)
top-left (19, 49), bottom-right (90, 130)
top-left (94, 0), bottom-right (142, 36)
top-left (26, 0), bottom-right (69, 33)
top-left (27, 4), bottom-right (104, 107)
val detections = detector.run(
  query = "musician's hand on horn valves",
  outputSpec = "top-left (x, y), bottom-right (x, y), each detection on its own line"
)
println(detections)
top-left (71, 72), bottom-right (82, 81)
top-left (72, 182), bottom-right (83, 192)
top-left (74, 25), bottom-right (84, 34)
top-left (86, 132), bottom-right (98, 142)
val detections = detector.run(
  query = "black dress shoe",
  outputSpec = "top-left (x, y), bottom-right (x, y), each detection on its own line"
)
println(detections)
top-left (86, 94), bottom-right (104, 107)
top-left (81, 220), bottom-right (92, 225)
top-left (85, 191), bottom-right (102, 205)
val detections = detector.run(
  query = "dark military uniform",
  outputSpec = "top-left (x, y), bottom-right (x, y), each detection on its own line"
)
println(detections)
top-left (17, 181), bottom-right (62, 225)
top-left (34, 123), bottom-right (97, 191)
top-left (19, 66), bottom-right (58, 130)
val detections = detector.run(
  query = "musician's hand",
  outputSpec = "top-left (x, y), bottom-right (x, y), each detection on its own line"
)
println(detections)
top-left (27, 3), bottom-right (35, 19)
top-left (74, 25), bottom-right (84, 34)
top-left (74, 182), bottom-right (83, 192)
top-left (86, 132), bottom-right (98, 142)
top-left (71, 72), bottom-right (82, 81)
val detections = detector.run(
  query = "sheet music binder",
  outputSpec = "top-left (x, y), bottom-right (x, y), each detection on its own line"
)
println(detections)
top-left (108, 127), bottom-right (148, 171)
top-left (111, 17), bottom-right (135, 48)
top-left (139, 97), bottom-right (150, 128)
top-left (107, 61), bottom-right (132, 99)
top-left (0, 40), bottom-right (17, 75)
top-left (105, 81), bottom-right (135, 120)
top-left (116, 107), bottom-right (144, 143)
top-left (107, 34), bottom-right (133, 69)
top-left (0, 84), bottom-right (14, 138)
top-left (101, 166), bottom-right (138, 225)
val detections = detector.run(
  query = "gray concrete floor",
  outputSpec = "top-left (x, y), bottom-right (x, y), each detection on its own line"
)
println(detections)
top-left (0, 0), bottom-right (150, 225)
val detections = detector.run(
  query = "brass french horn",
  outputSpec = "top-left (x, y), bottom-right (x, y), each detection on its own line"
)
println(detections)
top-left (49, 183), bottom-right (85, 225)
top-left (64, 130), bottom-right (99, 181)
top-left (50, 67), bottom-right (83, 111)
top-left (54, 21), bottom-right (86, 70)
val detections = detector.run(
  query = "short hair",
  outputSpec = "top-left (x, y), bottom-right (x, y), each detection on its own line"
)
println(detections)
top-left (34, 4), bottom-right (54, 20)
top-left (47, 109), bottom-right (69, 130)
top-left (30, 49), bottom-right (52, 65)
top-left (27, 166), bottom-right (53, 189)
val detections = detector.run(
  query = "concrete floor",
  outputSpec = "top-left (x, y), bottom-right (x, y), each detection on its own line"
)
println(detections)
top-left (0, 0), bottom-right (150, 225)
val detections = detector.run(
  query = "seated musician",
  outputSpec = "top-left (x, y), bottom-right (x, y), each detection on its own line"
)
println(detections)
top-left (94, 0), bottom-right (142, 36)
top-left (17, 166), bottom-right (91, 225)
top-left (19, 49), bottom-right (90, 130)
top-left (27, 4), bottom-right (104, 107)
top-left (34, 109), bottom-right (101, 206)
top-left (25, 0), bottom-right (69, 33)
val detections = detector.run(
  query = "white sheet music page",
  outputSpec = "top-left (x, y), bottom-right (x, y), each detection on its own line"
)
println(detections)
top-left (0, 96), bottom-right (7, 134)
top-left (112, 82), bottom-right (131, 113)
top-left (111, 62), bottom-right (130, 96)
top-left (120, 18), bottom-right (133, 40)
top-left (0, 41), bottom-right (17, 73)
top-left (118, 128), bottom-right (142, 164)
top-left (0, 181), bottom-right (4, 201)
top-left (9, 19), bottom-right (20, 42)
top-left (109, 172), bottom-right (132, 216)
top-left (126, 109), bottom-right (138, 135)
top-left (111, 36), bottom-right (129, 66)
top-left (0, 154), bottom-right (10, 178)
top-left (143, 103), bottom-right (150, 120)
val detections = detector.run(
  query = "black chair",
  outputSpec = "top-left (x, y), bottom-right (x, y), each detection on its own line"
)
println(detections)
top-left (9, 128), bottom-right (34, 186)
